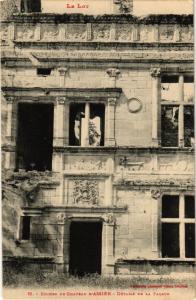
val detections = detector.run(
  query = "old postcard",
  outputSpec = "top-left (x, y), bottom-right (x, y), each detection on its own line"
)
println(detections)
top-left (1, 0), bottom-right (195, 299)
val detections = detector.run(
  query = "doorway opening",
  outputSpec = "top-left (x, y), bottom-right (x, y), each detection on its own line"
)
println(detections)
top-left (16, 103), bottom-right (54, 171)
top-left (69, 221), bottom-right (102, 276)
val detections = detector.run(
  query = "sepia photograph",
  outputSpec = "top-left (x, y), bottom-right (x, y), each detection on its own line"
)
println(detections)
top-left (0, 0), bottom-right (195, 299)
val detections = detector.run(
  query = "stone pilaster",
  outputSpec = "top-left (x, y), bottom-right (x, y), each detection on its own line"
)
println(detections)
top-left (102, 216), bottom-right (116, 275)
top-left (179, 75), bottom-right (184, 147)
top-left (105, 98), bottom-right (116, 146)
top-left (150, 68), bottom-right (161, 147)
top-left (106, 68), bottom-right (120, 88)
top-left (53, 97), bottom-right (66, 147)
top-left (58, 68), bottom-right (68, 88)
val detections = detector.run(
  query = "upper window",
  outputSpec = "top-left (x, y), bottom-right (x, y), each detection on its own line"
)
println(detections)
top-left (69, 103), bottom-right (105, 147)
top-left (21, 0), bottom-right (41, 12)
top-left (161, 75), bottom-right (194, 148)
top-left (161, 194), bottom-right (195, 258)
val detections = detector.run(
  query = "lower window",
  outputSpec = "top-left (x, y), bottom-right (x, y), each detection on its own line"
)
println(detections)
top-left (161, 194), bottom-right (195, 258)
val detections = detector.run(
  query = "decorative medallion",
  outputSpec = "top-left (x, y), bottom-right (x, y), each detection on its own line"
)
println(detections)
top-left (127, 98), bottom-right (142, 113)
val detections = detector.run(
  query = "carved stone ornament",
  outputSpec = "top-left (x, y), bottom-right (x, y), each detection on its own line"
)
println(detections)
top-left (56, 97), bottom-right (66, 104)
top-left (114, 0), bottom-right (133, 13)
top-left (150, 68), bottom-right (161, 78)
top-left (73, 180), bottom-right (99, 205)
top-left (103, 213), bottom-right (116, 225)
top-left (58, 68), bottom-right (68, 76)
top-left (108, 98), bottom-right (117, 106)
top-left (57, 213), bottom-right (66, 222)
top-left (151, 189), bottom-right (161, 199)
top-left (106, 68), bottom-right (121, 78)
top-left (127, 98), bottom-right (142, 113)
top-left (66, 160), bottom-right (106, 172)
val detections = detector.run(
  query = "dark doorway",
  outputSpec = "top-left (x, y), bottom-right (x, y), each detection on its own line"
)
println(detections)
top-left (16, 103), bottom-right (54, 171)
top-left (69, 221), bottom-right (102, 276)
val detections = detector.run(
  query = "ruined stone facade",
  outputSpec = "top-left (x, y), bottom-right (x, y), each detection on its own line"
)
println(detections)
top-left (1, 2), bottom-right (195, 276)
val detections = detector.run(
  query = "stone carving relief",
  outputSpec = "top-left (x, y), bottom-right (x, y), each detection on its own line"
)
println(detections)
top-left (65, 159), bottom-right (106, 172)
top-left (114, 0), bottom-right (133, 13)
top-left (139, 26), bottom-right (154, 42)
top-left (16, 26), bottom-right (35, 40)
top-left (66, 24), bottom-right (87, 40)
top-left (151, 189), bottom-right (161, 199)
top-left (159, 160), bottom-right (194, 173)
top-left (0, 25), bottom-right (9, 44)
top-left (159, 25), bottom-right (174, 42)
top-left (73, 180), bottom-right (99, 205)
top-left (41, 25), bottom-right (59, 41)
top-left (181, 26), bottom-right (193, 42)
top-left (116, 24), bottom-right (133, 41)
top-left (103, 213), bottom-right (116, 225)
top-left (92, 24), bottom-right (110, 40)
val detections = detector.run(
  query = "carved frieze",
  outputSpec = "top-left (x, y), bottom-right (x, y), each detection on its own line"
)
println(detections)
top-left (65, 159), bottom-right (107, 172)
top-left (92, 24), bottom-right (110, 40)
top-left (72, 180), bottom-right (99, 205)
top-left (116, 24), bottom-right (133, 41)
top-left (139, 26), bottom-right (154, 42)
top-left (16, 25), bottom-right (36, 40)
top-left (41, 25), bottom-right (59, 41)
top-left (181, 26), bottom-right (193, 42)
top-left (0, 25), bottom-right (9, 45)
top-left (66, 24), bottom-right (87, 40)
top-left (159, 25), bottom-right (175, 42)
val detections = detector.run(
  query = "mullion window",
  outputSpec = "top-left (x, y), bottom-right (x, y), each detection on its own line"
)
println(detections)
top-left (161, 74), bottom-right (194, 148)
top-left (161, 194), bottom-right (195, 259)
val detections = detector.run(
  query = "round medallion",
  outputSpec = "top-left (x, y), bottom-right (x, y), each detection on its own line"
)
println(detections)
top-left (127, 98), bottom-right (142, 113)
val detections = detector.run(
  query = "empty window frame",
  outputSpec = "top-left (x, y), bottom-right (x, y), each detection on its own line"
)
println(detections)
top-left (161, 194), bottom-right (195, 258)
top-left (161, 75), bottom-right (194, 147)
top-left (69, 103), bottom-right (105, 146)
top-left (20, 216), bottom-right (31, 240)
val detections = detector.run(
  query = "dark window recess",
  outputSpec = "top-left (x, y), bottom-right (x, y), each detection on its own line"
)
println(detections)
top-left (162, 195), bottom-right (179, 218)
top-left (69, 103), bottom-right (105, 146)
top-left (184, 106), bottom-right (194, 147)
top-left (90, 104), bottom-right (105, 146)
top-left (185, 224), bottom-right (195, 258)
top-left (161, 105), bottom-right (179, 147)
top-left (37, 68), bottom-right (52, 76)
top-left (21, 0), bottom-right (41, 12)
top-left (162, 223), bottom-right (180, 258)
top-left (16, 103), bottom-right (54, 171)
top-left (184, 76), bottom-right (194, 103)
top-left (21, 216), bottom-right (31, 240)
top-left (185, 196), bottom-right (195, 218)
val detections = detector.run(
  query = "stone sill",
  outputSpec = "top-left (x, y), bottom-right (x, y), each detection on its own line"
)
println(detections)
top-left (10, 13), bottom-right (193, 25)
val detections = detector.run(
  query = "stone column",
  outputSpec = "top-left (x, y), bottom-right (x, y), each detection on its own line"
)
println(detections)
top-left (53, 97), bottom-right (66, 147)
top-left (105, 98), bottom-right (116, 146)
top-left (178, 75), bottom-right (184, 147)
top-left (106, 68), bottom-right (120, 88)
top-left (58, 68), bottom-right (68, 88)
top-left (81, 102), bottom-right (90, 147)
top-left (6, 97), bottom-right (14, 143)
top-left (150, 68), bottom-right (161, 147)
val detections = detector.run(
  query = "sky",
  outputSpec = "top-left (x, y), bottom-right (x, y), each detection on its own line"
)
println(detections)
top-left (41, 0), bottom-right (193, 15)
